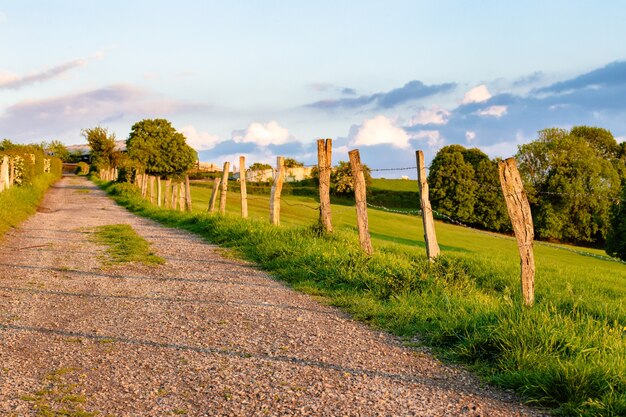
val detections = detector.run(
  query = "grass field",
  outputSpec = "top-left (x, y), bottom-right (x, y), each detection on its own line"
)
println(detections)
top-left (103, 179), bottom-right (626, 416)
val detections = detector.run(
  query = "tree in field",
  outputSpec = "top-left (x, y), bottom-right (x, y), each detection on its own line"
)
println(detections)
top-left (329, 161), bottom-right (372, 196)
top-left (82, 126), bottom-right (119, 170)
top-left (249, 162), bottom-right (272, 171)
top-left (283, 158), bottom-right (304, 168)
top-left (516, 127), bottom-right (622, 243)
top-left (606, 183), bottom-right (626, 260)
top-left (126, 119), bottom-right (197, 178)
top-left (42, 140), bottom-right (70, 162)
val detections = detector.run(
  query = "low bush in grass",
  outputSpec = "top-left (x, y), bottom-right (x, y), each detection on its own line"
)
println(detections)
top-left (100, 180), bottom-right (626, 417)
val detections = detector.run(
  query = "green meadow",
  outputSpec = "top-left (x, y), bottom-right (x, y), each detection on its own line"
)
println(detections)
top-left (103, 178), bottom-right (626, 416)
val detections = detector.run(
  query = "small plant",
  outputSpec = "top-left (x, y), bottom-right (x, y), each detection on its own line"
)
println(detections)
top-left (91, 224), bottom-right (165, 265)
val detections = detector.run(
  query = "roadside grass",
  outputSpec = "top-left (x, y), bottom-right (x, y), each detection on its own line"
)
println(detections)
top-left (100, 180), bottom-right (626, 416)
top-left (0, 174), bottom-right (61, 237)
top-left (91, 224), bottom-right (165, 265)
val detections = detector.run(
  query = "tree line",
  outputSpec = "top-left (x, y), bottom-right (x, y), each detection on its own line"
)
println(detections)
top-left (427, 126), bottom-right (626, 260)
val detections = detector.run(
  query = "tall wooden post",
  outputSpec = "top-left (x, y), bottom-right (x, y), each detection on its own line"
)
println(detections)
top-left (349, 149), bottom-right (373, 255)
top-left (9, 157), bottom-right (14, 187)
top-left (317, 139), bottom-right (333, 233)
top-left (149, 176), bottom-right (156, 204)
top-left (239, 156), bottom-right (248, 218)
top-left (498, 158), bottom-right (535, 307)
top-left (208, 177), bottom-right (221, 213)
top-left (416, 151), bottom-right (440, 261)
top-left (270, 156), bottom-right (285, 225)
top-left (219, 162), bottom-right (230, 215)
top-left (157, 177), bottom-right (162, 207)
top-left (185, 175), bottom-right (193, 212)
top-left (141, 173), bottom-right (148, 198)
top-left (170, 182), bottom-right (177, 210)
top-left (178, 181), bottom-right (185, 212)
top-left (0, 156), bottom-right (7, 192)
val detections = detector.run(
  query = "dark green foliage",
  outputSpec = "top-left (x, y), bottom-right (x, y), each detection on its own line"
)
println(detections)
top-left (126, 118), bottom-right (197, 178)
top-left (42, 140), bottom-right (71, 162)
top-left (81, 126), bottom-right (119, 170)
top-left (310, 160), bottom-right (372, 196)
top-left (428, 145), bottom-right (509, 231)
top-left (606, 184), bottom-right (626, 260)
top-left (249, 162), bottom-right (272, 171)
top-left (517, 127), bottom-right (623, 244)
top-left (283, 158), bottom-right (304, 168)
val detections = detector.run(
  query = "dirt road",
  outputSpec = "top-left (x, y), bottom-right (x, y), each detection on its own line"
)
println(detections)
top-left (0, 176), bottom-right (545, 416)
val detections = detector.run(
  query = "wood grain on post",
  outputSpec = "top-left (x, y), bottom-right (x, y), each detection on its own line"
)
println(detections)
top-left (141, 173), bottom-right (148, 198)
top-left (170, 182), bottom-right (177, 210)
top-left (239, 156), bottom-right (248, 218)
top-left (219, 162), bottom-right (230, 215)
top-left (178, 181), bottom-right (185, 212)
top-left (416, 150), bottom-right (440, 261)
top-left (9, 157), bottom-right (14, 187)
top-left (348, 149), bottom-right (373, 255)
top-left (185, 175), bottom-right (193, 212)
top-left (317, 139), bottom-right (333, 233)
top-left (208, 177), bottom-right (221, 213)
top-left (0, 156), bottom-right (6, 192)
top-left (269, 156), bottom-right (285, 225)
top-left (498, 157), bottom-right (535, 306)
top-left (164, 178), bottom-right (171, 209)
top-left (157, 177), bottom-right (162, 207)
top-left (149, 176), bottom-right (155, 204)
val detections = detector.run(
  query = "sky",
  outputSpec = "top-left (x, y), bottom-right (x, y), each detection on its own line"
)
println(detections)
top-left (1, 1), bottom-right (626, 176)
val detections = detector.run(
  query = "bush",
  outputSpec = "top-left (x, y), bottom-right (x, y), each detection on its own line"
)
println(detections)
top-left (75, 162), bottom-right (89, 175)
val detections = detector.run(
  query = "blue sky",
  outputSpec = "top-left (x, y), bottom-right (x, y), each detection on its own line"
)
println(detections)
top-left (1, 1), bottom-right (626, 174)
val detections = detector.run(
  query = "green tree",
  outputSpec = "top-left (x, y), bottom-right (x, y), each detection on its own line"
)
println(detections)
top-left (517, 127), bottom-right (622, 243)
top-left (249, 162), bottom-right (272, 171)
top-left (329, 161), bottom-right (372, 196)
top-left (606, 184), bottom-right (626, 260)
top-left (81, 126), bottom-right (119, 170)
top-left (283, 158), bottom-right (304, 168)
top-left (126, 119), bottom-right (197, 178)
top-left (43, 140), bottom-right (71, 162)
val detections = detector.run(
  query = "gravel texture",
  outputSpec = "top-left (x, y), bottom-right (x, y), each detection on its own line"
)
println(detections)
top-left (0, 176), bottom-right (549, 416)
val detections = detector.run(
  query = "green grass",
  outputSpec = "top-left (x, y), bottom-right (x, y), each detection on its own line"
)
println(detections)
top-left (0, 174), bottom-right (61, 237)
top-left (91, 224), bottom-right (165, 265)
top-left (371, 178), bottom-right (418, 192)
top-left (100, 180), bottom-right (626, 416)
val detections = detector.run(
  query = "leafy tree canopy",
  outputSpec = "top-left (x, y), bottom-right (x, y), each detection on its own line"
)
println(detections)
top-left (283, 158), bottom-right (304, 168)
top-left (249, 162), bottom-right (272, 171)
top-left (42, 140), bottom-right (70, 162)
top-left (82, 126), bottom-right (119, 170)
top-left (126, 119), bottom-right (197, 177)
top-left (606, 183), bottom-right (626, 260)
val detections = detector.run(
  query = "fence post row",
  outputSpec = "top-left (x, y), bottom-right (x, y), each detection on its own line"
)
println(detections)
top-left (240, 156), bottom-right (248, 218)
top-left (348, 149), bottom-right (373, 255)
top-left (219, 162), bottom-right (230, 215)
top-left (416, 150), bottom-right (440, 261)
top-left (208, 177), bottom-right (221, 213)
top-left (269, 156), bottom-right (285, 225)
top-left (317, 139), bottom-right (333, 233)
top-left (185, 175), bottom-right (193, 212)
top-left (498, 157), bottom-right (535, 307)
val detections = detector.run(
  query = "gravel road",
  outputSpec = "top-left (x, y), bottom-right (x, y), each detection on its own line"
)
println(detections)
top-left (0, 176), bottom-right (548, 416)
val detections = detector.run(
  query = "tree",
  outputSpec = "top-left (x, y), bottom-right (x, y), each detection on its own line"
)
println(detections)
top-left (126, 119), bottom-right (197, 178)
top-left (517, 127), bottom-right (622, 243)
top-left (249, 162), bottom-right (272, 171)
top-left (606, 183), bottom-right (626, 260)
top-left (82, 126), bottom-right (119, 170)
top-left (329, 161), bottom-right (372, 196)
top-left (283, 158), bottom-right (304, 168)
top-left (43, 140), bottom-right (70, 162)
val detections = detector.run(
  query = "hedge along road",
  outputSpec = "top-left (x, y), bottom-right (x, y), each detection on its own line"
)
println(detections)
top-left (0, 176), bottom-right (546, 416)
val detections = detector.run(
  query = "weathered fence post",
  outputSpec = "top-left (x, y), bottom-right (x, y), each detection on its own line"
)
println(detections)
top-left (170, 182), bottom-right (177, 210)
top-left (219, 162), bottom-right (230, 215)
top-left (416, 150), bottom-right (440, 261)
top-left (141, 173), bottom-right (148, 198)
top-left (164, 178), bottom-right (172, 209)
top-left (178, 181), bottom-right (185, 212)
top-left (349, 149), bottom-right (373, 255)
top-left (270, 156), bottom-right (285, 225)
top-left (185, 175), bottom-right (193, 212)
top-left (0, 156), bottom-right (7, 192)
top-left (157, 177), bottom-right (162, 207)
top-left (9, 157), bottom-right (14, 187)
top-left (498, 157), bottom-right (535, 307)
top-left (149, 176), bottom-right (156, 204)
top-left (239, 156), bottom-right (248, 218)
top-left (208, 177), bottom-right (221, 213)
top-left (317, 139), bottom-right (333, 233)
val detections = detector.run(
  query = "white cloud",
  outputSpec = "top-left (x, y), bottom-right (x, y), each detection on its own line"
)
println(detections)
top-left (475, 105), bottom-right (507, 118)
top-left (461, 84), bottom-right (492, 104)
top-left (408, 106), bottom-right (450, 126)
top-left (232, 120), bottom-right (292, 146)
top-left (412, 130), bottom-right (444, 149)
top-left (465, 130), bottom-right (476, 142)
top-left (181, 125), bottom-right (221, 151)
top-left (350, 115), bottom-right (410, 149)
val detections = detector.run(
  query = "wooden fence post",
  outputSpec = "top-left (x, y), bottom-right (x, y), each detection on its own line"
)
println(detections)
top-left (416, 150), bottom-right (440, 261)
top-left (157, 177), bottom-right (162, 207)
top-left (9, 157), bottom-right (14, 187)
top-left (164, 178), bottom-right (171, 209)
top-left (208, 177), bottom-right (221, 213)
top-left (349, 149), bottom-right (373, 255)
top-left (269, 156), bottom-right (285, 225)
top-left (317, 139), bottom-right (333, 233)
top-left (141, 173), bottom-right (148, 198)
top-left (170, 182), bottom-right (177, 210)
top-left (178, 181), bottom-right (185, 212)
top-left (149, 176), bottom-right (156, 204)
top-left (498, 157), bottom-right (535, 307)
top-left (0, 156), bottom-right (7, 192)
top-left (239, 156), bottom-right (248, 218)
top-left (185, 175), bottom-right (193, 212)
top-left (219, 162), bottom-right (230, 215)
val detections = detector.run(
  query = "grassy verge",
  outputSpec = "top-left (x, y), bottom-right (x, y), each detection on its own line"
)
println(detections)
top-left (91, 224), bottom-right (164, 265)
top-left (0, 174), bottom-right (61, 237)
top-left (99, 180), bottom-right (626, 416)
